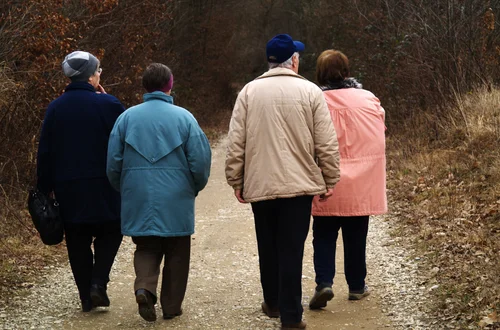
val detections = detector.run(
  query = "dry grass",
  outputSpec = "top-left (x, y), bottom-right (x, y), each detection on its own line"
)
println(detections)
top-left (0, 196), bottom-right (66, 309)
top-left (0, 65), bottom-right (55, 302)
top-left (388, 87), bottom-right (500, 328)
top-left (202, 120), bottom-right (230, 145)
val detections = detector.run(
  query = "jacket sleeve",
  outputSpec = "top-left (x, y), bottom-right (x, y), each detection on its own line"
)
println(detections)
top-left (103, 96), bottom-right (126, 133)
top-left (185, 121), bottom-right (212, 194)
top-left (225, 88), bottom-right (247, 190)
top-left (36, 106), bottom-right (55, 194)
top-left (374, 95), bottom-right (386, 125)
top-left (106, 115), bottom-right (125, 191)
top-left (312, 90), bottom-right (340, 188)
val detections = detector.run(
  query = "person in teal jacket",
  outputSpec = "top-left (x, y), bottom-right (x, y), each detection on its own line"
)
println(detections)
top-left (106, 63), bottom-right (211, 322)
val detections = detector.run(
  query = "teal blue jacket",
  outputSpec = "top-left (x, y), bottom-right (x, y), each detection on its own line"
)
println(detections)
top-left (106, 92), bottom-right (211, 237)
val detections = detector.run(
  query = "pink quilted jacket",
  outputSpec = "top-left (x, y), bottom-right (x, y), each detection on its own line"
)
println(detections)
top-left (312, 87), bottom-right (387, 216)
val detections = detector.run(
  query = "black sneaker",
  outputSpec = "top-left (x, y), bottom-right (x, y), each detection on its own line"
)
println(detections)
top-left (309, 287), bottom-right (334, 309)
top-left (348, 285), bottom-right (370, 300)
top-left (90, 284), bottom-right (110, 307)
top-left (136, 289), bottom-right (157, 322)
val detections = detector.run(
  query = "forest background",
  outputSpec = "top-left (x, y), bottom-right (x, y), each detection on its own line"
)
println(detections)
top-left (0, 0), bottom-right (499, 328)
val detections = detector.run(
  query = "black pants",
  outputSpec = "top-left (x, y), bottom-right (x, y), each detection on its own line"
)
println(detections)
top-left (64, 221), bottom-right (123, 301)
top-left (312, 216), bottom-right (369, 291)
top-left (251, 195), bottom-right (313, 324)
top-left (132, 236), bottom-right (191, 315)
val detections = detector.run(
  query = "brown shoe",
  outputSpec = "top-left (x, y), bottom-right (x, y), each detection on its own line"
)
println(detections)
top-left (261, 301), bottom-right (280, 318)
top-left (281, 321), bottom-right (307, 329)
top-left (163, 309), bottom-right (182, 320)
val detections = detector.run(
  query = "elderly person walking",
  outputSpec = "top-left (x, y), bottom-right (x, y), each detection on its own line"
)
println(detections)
top-left (36, 51), bottom-right (125, 312)
top-left (225, 34), bottom-right (340, 329)
top-left (107, 63), bottom-right (211, 322)
top-left (308, 50), bottom-right (387, 310)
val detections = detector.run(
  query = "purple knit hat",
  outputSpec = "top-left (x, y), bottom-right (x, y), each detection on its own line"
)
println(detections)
top-left (157, 74), bottom-right (174, 93)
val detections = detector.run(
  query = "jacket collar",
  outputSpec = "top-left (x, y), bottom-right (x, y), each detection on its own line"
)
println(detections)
top-left (143, 91), bottom-right (174, 104)
top-left (321, 78), bottom-right (362, 91)
top-left (255, 67), bottom-right (308, 81)
top-left (65, 81), bottom-right (96, 92)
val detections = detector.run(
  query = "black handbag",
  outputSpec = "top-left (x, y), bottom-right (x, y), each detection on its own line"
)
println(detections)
top-left (27, 189), bottom-right (64, 245)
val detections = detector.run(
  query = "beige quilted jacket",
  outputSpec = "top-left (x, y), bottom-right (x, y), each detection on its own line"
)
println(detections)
top-left (225, 68), bottom-right (340, 203)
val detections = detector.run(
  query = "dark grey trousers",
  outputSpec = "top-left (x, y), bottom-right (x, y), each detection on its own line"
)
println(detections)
top-left (132, 236), bottom-right (191, 315)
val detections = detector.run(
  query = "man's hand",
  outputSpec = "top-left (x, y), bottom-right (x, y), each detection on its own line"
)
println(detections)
top-left (234, 189), bottom-right (247, 203)
top-left (318, 188), bottom-right (334, 202)
top-left (96, 84), bottom-right (107, 94)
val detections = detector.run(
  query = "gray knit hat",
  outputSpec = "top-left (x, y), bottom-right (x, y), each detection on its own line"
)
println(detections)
top-left (62, 51), bottom-right (99, 81)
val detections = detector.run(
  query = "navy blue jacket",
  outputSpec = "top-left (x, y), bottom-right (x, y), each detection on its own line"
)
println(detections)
top-left (36, 82), bottom-right (125, 223)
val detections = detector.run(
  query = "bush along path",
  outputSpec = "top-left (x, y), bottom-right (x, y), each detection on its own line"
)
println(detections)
top-left (0, 139), bottom-right (440, 329)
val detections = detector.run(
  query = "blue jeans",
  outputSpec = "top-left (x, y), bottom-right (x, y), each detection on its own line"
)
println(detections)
top-left (312, 216), bottom-right (369, 292)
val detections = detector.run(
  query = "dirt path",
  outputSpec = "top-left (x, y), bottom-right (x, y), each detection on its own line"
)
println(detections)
top-left (1, 140), bottom-right (396, 330)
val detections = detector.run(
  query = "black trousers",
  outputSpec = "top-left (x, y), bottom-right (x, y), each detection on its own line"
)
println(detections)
top-left (132, 236), bottom-right (191, 315)
top-left (251, 195), bottom-right (313, 324)
top-left (64, 221), bottom-right (123, 301)
top-left (312, 216), bottom-right (369, 291)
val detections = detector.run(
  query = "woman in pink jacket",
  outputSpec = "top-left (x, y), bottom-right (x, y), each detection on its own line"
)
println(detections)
top-left (309, 50), bottom-right (387, 310)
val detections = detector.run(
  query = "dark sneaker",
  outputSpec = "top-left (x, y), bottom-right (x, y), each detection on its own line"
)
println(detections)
top-left (136, 289), bottom-right (157, 322)
top-left (90, 284), bottom-right (110, 307)
top-left (163, 309), bottom-right (183, 320)
top-left (261, 301), bottom-right (280, 318)
top-left (281, 321), bottom-right (307, 329)
top-left (348, 285), bottom-right (370, 300)
top-left (81, 299), bottom-right (93, 312)
top-left (309, 287), bottom-right (334, 309)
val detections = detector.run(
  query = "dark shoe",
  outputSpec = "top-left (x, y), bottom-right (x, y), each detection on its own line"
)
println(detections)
top-left (348, 285), bottom-right (370, 300)
top-left (136, 289), bottom-right (157, 322)
top-left (163, 309), bottom-right (183, 320)
top-left (90, 284), bottom-right (110, 307)
top-left (281, 321), bottom-right (307, 329)
top-left (261, 301), bottom-right (280, 318)
top-left (309, 286), bottom-right (334, 309)
top-left (81, 299), bottom-right (93, 312)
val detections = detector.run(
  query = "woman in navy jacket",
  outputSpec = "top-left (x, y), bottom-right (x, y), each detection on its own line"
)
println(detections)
top-left (37, 51), bottom-right (125, 312)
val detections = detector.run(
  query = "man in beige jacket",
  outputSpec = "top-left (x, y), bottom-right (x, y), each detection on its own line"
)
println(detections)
top-left (225, 34), bottom-right (340, 330)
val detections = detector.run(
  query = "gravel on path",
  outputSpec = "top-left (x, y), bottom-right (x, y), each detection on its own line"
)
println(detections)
top-left (0, 140), bottom-right (436, 330)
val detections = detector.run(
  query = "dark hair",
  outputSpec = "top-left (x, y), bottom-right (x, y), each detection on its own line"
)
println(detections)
top-left (142, 63), bottom-right (172, 92)
top-left (316, 50), bottom-right (350, 85)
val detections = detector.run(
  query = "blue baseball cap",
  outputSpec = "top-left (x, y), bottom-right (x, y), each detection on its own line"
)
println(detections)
top-left (266, 34), bottom-right (305, 63)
